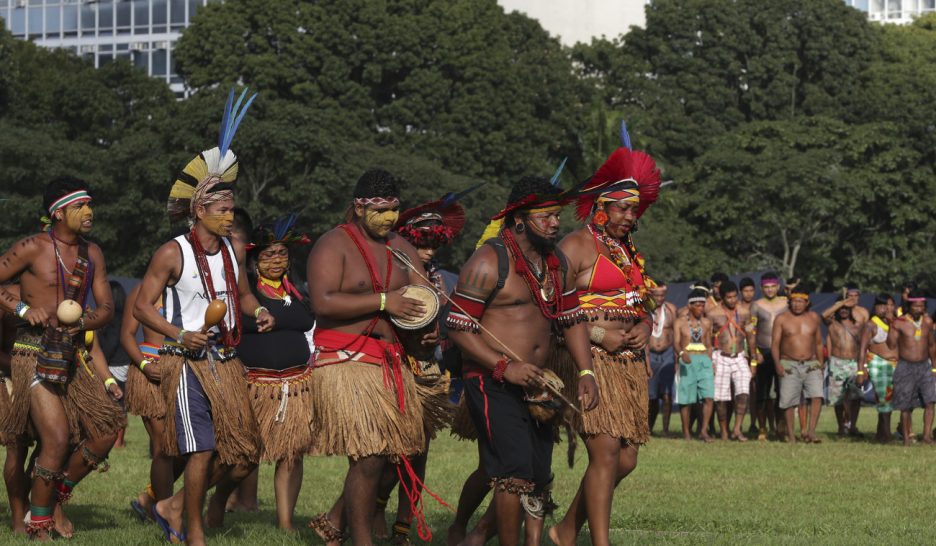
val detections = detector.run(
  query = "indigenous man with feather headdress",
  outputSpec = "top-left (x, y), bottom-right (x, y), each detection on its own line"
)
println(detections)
top-left (133, 89), bottom-right (272, 546)
top-left (446, 176), bottom-right (597, 546)
top-left (549, 127), bottom-right (660, 546)
top-left (0, 177), bottom-right (123, 539)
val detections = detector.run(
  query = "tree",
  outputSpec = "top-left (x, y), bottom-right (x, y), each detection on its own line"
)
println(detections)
top-left (173, 0), bottom-right (590, 183)
top-left (684, 117), bottom-right (933, 290)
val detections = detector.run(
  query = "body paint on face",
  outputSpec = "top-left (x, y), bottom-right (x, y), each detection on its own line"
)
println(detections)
top-left (364, 208), bottom-right (400, 238)
top-left (202, 211), bottom-right (235, 236)
top-left (64, 203), bottom-right (94, 235)
top-left (257, 244), bottom-right (289, 280)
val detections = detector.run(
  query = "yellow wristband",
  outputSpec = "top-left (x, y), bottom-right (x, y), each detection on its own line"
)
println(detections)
top-left (104, 377), bottom-right (117, 388)
top-left (931, 368), bottom-right (936, 373)
top-left (379, 292), bottom-right (387, 312)
top-left (139, 359), bottom-right (149, 371)
top-left (856, 371), bottom-right (865, 375)
top-left (751, 362), bottom-right (758, 367)
top-left (579, 369), bottom-right (596, 379)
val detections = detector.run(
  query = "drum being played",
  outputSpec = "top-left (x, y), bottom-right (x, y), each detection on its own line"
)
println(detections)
top-left (390, 284), bottom-right (440, 330)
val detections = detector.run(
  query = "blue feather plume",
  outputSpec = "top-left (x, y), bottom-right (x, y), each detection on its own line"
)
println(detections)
top-left (440, 182), bottom-right (486, 207)
top-left (550, 157), bottom-right (568, 186)
top-left (620, 120), bottom-right (632, 150)
top-left (271, 213), bottom-right (298, 242)
top-left (218, 87), bottom-right (258, 157)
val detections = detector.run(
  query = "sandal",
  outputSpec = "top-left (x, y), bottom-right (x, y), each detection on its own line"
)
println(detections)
top-left (308, 513), bottom-right (346, 544)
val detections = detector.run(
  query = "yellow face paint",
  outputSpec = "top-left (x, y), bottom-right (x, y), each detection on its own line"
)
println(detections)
top-left (63, 202), bottom-right (93, 235)
top-left (364, 208), bottom-right (399, 238)
top-left (202, 211), bottom-right (234, 236)
top-left (257, 244), bottom-right (289, 280)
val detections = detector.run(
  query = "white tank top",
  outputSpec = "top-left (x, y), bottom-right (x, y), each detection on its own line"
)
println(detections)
top-left (164, 234), bottom-right (239, 342)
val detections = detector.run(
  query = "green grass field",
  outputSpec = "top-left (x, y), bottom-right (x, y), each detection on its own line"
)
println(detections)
top-left (2, 408), bottom-right (935, 545)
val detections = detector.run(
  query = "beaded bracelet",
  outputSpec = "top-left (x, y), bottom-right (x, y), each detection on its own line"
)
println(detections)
top-left (492, 358), bottom-right (510, 382)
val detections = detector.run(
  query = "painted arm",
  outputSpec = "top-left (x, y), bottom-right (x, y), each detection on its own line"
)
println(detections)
top-left (0, 236), bottom-right (50, 325)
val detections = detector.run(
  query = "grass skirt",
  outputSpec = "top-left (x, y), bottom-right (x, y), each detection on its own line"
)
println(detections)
top-left (450, 393), bottom-right (478, 441)
top-left (309, 360), bottom-right (424, 460)
top-left (0, 375), bottom-right (13, 446)
top-left (160, 354), bottom-right (260, 466)
top-left (246, 365), bottom-right (315, 463)
top-left (125, 363), bottom-right (166, 419)
top-left (1, 334), bottom-right (43, 441)
top-left (63, 353), bottom-right (127, 444)
top-left (416, 374), bottom-right (454, 440)
top-left (554, 345), bottom-right (650, 445)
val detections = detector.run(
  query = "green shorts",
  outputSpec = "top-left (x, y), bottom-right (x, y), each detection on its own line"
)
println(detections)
top-left (675, 353), bottom-right (714, 405)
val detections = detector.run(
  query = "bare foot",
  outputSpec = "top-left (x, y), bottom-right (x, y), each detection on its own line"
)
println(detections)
top-left (205, 491), bottom-right (227, 529)
top-left (922, 437), bottom-right (934, 445)
top-left (53, 503), bottom-right (74, 538)
top-left (446, 524), bottom-right (466, 546)
top-left (547, 523), bottom-right (575, 546)
top-left (154, 498), bottom-right (184, 544)
top-left (278, 523), bottom-right (298, 533)
top-left (700, 434), bottom-right (714, 443)
top-left (459, 525), bottom-right (490, 546)
top-left (732, 432), bottom-right (749, 442)
top-left (683, 435), bottom-right (693, 441)
top-left (373, 509), bottom-right (388, 540)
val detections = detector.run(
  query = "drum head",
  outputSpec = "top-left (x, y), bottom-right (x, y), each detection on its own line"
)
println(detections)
top-left (390, 285), bottom-right (440, 330)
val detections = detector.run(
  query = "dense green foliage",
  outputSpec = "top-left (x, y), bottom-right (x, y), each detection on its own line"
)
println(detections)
top-left (1, 0), bottom-right (935, 292)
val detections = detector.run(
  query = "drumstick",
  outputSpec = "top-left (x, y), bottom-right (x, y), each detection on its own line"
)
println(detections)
top-left (390, 248), bottom-right (582, 414)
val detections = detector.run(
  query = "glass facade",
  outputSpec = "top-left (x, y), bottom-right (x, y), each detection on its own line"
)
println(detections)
top-left (1, 0), bottom-right (217, 95)
top-left (862, 0), bottom-right (936, 22)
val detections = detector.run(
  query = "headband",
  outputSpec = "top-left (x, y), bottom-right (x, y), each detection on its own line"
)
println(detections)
top-left (789, 293), bottom-right (809, 300)
top-left (596, 187), bottom-right (640, 207)
top-left (354, 197), bottom-right (400, 208)
top-left (48, 191), bottom-right (91, 215)
top-left (688, 297), bottom-right (707, 304)
top-left (907, 297), bottom-right (927, 302)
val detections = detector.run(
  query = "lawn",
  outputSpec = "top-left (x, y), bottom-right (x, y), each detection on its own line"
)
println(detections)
top-left (1, 407), bottom-right (934, 545)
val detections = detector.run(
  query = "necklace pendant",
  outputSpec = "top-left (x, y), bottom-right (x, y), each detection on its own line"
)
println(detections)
top-left (283, 294), bottom-right (292, 306)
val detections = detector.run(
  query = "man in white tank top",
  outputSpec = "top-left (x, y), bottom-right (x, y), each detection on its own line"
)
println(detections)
top-left (133, 89), bottom-right (274, 546)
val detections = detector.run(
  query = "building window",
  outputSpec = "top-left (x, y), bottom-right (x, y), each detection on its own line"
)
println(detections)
top-left (152, 48), bottom-right (167, 76)
top-left (133, 49), bottom-right (150, 73)
top-left (117, 1), bottom-right (131, 34)
top-left (152, 0), bottom-right (167, 33)
top-left (63, 3), bottom-right (78, 36)
top-left (170, 0), bottom-right (185, 30)
top-left (10, 8), bottom-right (26, 37)
top-left (134, 0), bottom-right (149, 33)
top-left (99, 1), bottom-right (113, 32)
top-left (45, 4), bottom-right (61, 37)
top-left (80, 4), bottom-right (95, 36)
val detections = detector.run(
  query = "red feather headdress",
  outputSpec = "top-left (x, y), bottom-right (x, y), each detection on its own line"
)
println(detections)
top-left (576, 147), bottom-right (661, 221)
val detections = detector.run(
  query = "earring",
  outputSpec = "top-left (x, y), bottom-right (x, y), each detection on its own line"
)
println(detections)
top-left (515, 223), bottom-right (526, 233)
top-left (593, 210), bottom-right (608, 226)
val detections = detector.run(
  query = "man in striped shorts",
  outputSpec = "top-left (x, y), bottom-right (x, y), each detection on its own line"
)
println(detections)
top-left (708, 281), bottom-right (759, 441)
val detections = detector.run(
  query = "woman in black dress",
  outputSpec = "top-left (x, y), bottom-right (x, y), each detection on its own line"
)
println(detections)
top-left (237, 215), bottom-right (315, 531)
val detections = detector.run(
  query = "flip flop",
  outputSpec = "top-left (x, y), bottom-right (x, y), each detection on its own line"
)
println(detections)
top-left (130, 500), bottom-right (149, 523)
top-left (152, 506), bottom-right (185, 544)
